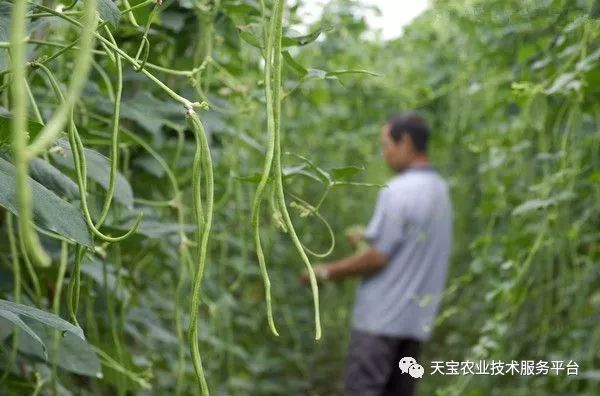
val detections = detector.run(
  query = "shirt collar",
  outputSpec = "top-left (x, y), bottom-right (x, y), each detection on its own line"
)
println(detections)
top-left (404, 164), bottom-right (436, 173)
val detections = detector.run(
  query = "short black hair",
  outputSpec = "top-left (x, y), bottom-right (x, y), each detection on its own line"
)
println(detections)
top-left (387, 112), bottom-right (430, 153)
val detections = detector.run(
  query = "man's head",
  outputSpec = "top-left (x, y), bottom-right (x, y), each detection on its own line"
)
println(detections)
top-left (380, 112), bottom-right (430, 172)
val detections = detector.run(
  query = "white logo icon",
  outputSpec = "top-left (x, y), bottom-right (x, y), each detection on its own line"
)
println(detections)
top-left (399, 356), bottom-right (424, 379)
top-left (398, 356), bottom-right (417, 373)
top-left (408, 363), bottom-right (424, 378)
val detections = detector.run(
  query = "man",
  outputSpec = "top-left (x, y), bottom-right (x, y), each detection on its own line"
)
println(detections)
top-left (304, 113), bottom-right (453, 396)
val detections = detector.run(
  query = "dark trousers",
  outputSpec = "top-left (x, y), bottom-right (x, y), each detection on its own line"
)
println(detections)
top-left (343, 329), bottom-right (422, 396)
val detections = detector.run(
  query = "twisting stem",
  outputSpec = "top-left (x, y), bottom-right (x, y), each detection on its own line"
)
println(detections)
top-left (133, 36), bottom-right (150, 72)
top-left (133, 1), bottom-right (161, 72)
top-left (122, 0), bottom-right (140, 27)
top-left (287, 192), bottom-right (336, 258)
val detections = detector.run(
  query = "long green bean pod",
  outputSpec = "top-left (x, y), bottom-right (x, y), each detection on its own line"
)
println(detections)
top-left (51, 241), bottom-right (69, 391)
top-left (95, 27), bottom-right (123, 227)
top-left (17, 226), bottom-right (42, 301)
top-left (249, 0), bottom-right (287, 337)
top-left (184, 10), bottom-right (218, 392)
top-left (10, 0), bottom-right (49, 266)
top-left (66, 245), bottom-right (86, 326)
top-left (68, 114), bottom-right (143, 242)
top-left (268, 0), bottom-right (321, 340)
top-left (187, 110), bottom-right (214, 396)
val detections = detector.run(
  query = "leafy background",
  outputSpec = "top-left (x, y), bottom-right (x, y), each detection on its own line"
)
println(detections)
top-left (0, 0), bottom-right (599, 395)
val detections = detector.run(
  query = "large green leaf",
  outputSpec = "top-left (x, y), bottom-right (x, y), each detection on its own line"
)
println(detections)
top-left (330, 165), bottom-right (364, 181)
top-left (282, 51), bottom-right (379, 80)
top-left (50, 139), bottom-right (134, 209)
top-left (81, 255), bottom-right (131, 303)
top-left (284, 152), bottom-right (331, 184)
top-left (240, 25), bottom-right (332, 50)
top-left (222, 0), bottom-right (261, 16)
top-left (0, 156), bottom-right (93, 247)
top-left (0, 311), bottom-right (47, 358)
top-left (512, 192), bottom-right (576, 216)
top-left (282, 50), bottom-right (308, 75)
top-left (0, 300), bottom-right (90, 367)
top-left (97, 0), bottom-right (121, 28)
top-left (237, 23), bottom-right (264, 49)
top-left (282, 26), bottom-right (333, 47)
top-left (0, 299), bottom-right (84, 339)
top-left (29, 157), bottom-right (80, 200)
top-left (0, 113), bottom-right (44, 147)
top-left (17, 320), bottom-right (102, 378)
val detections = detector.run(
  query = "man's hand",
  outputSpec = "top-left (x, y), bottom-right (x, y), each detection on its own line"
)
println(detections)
top-left (345, 225), bottom-right (365, 247)
top-left (299, 247), bottom-right (387, 283)
top-left (300, 264), bottom-right (330, 284)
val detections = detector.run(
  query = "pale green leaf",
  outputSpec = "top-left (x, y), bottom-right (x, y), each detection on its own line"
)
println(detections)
top-left (97, 0), bottom-right (121, 28)
top-left (0, 157), bottom-right (93, 247)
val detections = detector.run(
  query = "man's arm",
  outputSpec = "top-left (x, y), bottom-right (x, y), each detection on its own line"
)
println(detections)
top-left (303, 246), bottom-right (388, 282)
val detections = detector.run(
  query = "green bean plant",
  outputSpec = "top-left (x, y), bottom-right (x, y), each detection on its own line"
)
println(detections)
top-left (0, 0), bottom-right (374, 394)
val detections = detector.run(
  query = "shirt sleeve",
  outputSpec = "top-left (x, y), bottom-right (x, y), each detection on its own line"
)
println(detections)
top-left (364, 188), bottom-right (405, 257)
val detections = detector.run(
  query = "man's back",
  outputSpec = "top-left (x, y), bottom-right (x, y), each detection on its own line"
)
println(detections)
top-left (352, 165), bottom-right (453, 341)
